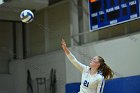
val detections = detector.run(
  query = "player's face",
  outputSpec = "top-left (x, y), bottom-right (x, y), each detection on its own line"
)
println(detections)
top-left (90, 56), bottom-right (100, 68)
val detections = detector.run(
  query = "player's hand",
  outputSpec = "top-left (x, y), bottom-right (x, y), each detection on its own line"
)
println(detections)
top-left (61, 38), bottom-right (67, 49)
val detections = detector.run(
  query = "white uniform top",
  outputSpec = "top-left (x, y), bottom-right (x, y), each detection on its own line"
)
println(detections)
top-left (67, 53), bottom-right (105, 93)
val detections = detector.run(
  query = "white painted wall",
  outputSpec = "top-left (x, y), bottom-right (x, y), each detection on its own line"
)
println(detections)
top-left (11, 60), bottom-right (27, 93)
top-left (0, 50), bottom-right (66, 93)
top-left (66, 32), bottom-right (140, 83)
top-left (0, 60), bottom-right (27, 93)
top-left (25, 50), bottom-right (66, 93)
top-left (0, 75), bottom-right (13, 93)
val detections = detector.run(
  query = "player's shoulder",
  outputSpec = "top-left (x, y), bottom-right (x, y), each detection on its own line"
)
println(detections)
top-left (83, 66), bottom-right (90, 72)
top-left (97, 71), bottom-right (104, 80)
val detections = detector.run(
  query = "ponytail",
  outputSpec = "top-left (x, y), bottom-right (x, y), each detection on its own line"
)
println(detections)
top-left (98, 56), bottom-right (114, 80)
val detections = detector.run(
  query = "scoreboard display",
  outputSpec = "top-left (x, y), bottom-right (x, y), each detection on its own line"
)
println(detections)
top-left (89, 0), bottom-right (140, 31)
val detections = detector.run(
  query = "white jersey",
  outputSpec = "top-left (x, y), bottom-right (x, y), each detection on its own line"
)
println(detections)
top-left (79, 66), bottom-right (104, 93)
top-left (67, 53), bottom-right (105, 93)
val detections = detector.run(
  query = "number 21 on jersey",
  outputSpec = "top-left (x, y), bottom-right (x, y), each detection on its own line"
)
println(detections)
top-left (83, 80), bottom-right (89, 87)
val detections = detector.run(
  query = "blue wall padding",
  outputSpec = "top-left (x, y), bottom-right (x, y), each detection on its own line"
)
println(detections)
top-left (65, 83), bottom-right (80, 93)
top-left (66, 75), bottom-right (140, 93)
top-left (103, 75), bottom-right (140, 93)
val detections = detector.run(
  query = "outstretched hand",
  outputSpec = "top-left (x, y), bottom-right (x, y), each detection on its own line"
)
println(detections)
top-left (61, 38), bottom-right (67, 49)
top-left (61, 38), bottom-right (69, 55)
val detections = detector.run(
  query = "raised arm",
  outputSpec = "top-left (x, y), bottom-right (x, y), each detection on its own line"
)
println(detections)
top-left (61, 39), bottom-right (85, 72)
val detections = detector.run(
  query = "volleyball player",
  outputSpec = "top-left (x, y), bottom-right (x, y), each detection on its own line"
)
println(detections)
top-left (61, 39), bottom-right (114, 93)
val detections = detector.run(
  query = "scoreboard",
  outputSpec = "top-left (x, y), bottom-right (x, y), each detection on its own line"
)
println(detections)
top-left (89, 0), bottom-right (140, 31)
